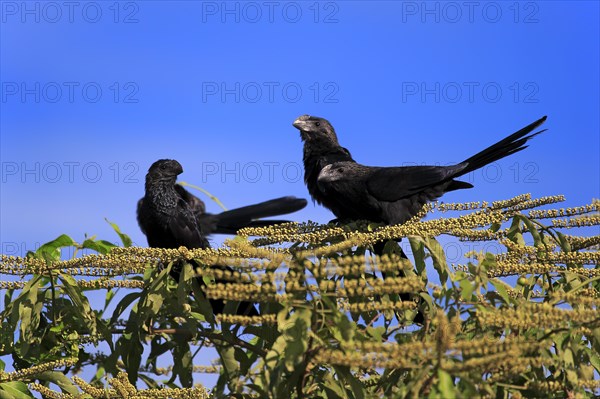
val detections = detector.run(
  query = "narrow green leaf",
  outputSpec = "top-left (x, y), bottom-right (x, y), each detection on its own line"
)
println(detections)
top-left (408, 236), bottom-right (426, 275)
top-left (490, 279), bottom-right (511, 304)
top-left (515, 215), bottom-right (542, 246)
top-left (217, 344), bottom-right (240, 376)
top-left (110, 292), bottom-right (142, 324)
top-left (36, 371), bottom-right (80, 395)
top-left (459, 278), bottom-right (475, 301)
top-left (424, 237), bottom-right (449, 284)
top-left (172, 340), bottom-right (193, 387)
top-left (59, 273), bottom-right (96, 333)
top-left (435, 369), bottom-right (456, 399)
top-left (105, 218), bottom-right (132, 247)
top-left (0, 382), bottom-right (32, 399)
top-left (119, 332), bottom-right (143, 385)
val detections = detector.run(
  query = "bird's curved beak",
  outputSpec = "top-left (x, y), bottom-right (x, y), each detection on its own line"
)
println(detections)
top-left (293, 115), bottom-right (310, 131)
top-left (174, 163), bottom-right (184, 175)
top-left (317, 164), bottom-right (335, 183)
top-left (166, 161), bottom-right (184, 176)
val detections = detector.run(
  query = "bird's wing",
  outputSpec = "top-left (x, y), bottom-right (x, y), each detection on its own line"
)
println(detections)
top-left (175, 184), bottom-right (206, 217)
top-left (196, 213), bottom-right (220, 236)
top-left (174, 184), bottom-right (221, 235)
top-left (168, 198), bottom-right (210, 249)
top-left (136, 198), bottom-right (147, 234)
top-left (366, 164), bottom-right (468, 201)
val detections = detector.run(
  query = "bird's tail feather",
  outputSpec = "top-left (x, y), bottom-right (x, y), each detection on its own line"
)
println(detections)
top-left (457, 116), bottom-right (547, 176)
top-left (213, 196), bottom-right (307, 234)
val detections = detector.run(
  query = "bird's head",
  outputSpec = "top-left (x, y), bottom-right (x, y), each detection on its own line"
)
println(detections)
top-left (146, 159), bottom-right (184, 183)
top-left (292, 115), bottom-right (339, 144)
top-left (317, 163), bottom-right (346, 184)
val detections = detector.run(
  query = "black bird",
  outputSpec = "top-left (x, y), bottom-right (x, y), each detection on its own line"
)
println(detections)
top-left (137, 159), bottom-right (307, 315)
top-left (137, 160), bottom-right (207, 250)
top-left (292, 115), bottom-right (547, 225)
top-left (293, 115), bottom-right (547, 324)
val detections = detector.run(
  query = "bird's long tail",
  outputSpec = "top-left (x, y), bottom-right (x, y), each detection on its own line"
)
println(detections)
top-left (457, 116), bottom-right (547, 176)
top-left (213, 196), bottom-right (307, 234)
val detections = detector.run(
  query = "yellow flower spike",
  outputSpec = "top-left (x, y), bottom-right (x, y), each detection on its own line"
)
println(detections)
top-left (0, 359), bottom-right (77, 382)
top-left (28, 384), bottom-right (66, 399)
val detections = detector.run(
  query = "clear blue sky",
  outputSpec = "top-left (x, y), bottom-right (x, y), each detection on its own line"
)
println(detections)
top-left (1, 2), bottom-right (599, 253)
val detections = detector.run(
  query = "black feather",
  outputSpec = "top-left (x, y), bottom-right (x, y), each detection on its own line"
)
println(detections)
top-left (294, 115), bottom-right (547, 225)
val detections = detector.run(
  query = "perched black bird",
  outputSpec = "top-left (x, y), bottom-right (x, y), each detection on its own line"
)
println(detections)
top-left (137, 159), bottom-right (307, 315)
top-left (293, 115), bottom-right (547, 225)
top-left (137, 160), bottom-right (207, 250)
top-left (293, 115), bottom-right (547, 324)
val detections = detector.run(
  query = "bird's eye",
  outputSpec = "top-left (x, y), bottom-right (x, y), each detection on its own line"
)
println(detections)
top-left (160, 164), bottom-right (167, 170)
top-left (338, 168), bottom-right (344, 173)
top-left (315, 122), bottom-right (321, 127)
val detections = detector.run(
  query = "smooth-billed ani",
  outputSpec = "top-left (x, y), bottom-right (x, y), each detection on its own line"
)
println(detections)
top-left (293, 115), bottom-right (547, 324)
top-left (137, 159), bottom-right (307, 315)
top-left (292, 115), bottom-right (547, 225)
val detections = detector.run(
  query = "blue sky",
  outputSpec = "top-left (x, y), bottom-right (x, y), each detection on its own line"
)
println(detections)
top-left (1, 2), bottom-right (599, 253)
top-left (1, 0), bottom-right (599, 390)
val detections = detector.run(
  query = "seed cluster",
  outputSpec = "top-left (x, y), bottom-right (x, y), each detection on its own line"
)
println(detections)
top-left (1, 194), bottom-right (598, 397)
top-left (0, 359), bottom-right (77, 382)
top-left (31, 373), bottom-right (211, 399)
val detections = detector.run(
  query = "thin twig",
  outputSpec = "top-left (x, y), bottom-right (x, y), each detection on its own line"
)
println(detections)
top-left (178, 181), bottom-right (228, 211)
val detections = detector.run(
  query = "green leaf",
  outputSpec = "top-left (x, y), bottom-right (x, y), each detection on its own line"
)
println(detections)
top-left (282, 308), bottom-right (312, 372)
top-left (506, 217), bottom-right (525, 247)
top-left (217, 344), bottom-right (240, 378)
top-left (119, 332), bottom-right (143, 385)
top-left (408, 236), bottom-right (427, 275)
top-left (172, 339), bottom-right (193, 387)
top-left (322, 384), bottom-right (346, 399)
top-left (434, 369), bottom-right (456, 399)
top-left (190, 274), bottom-right (216, 324)
top-left (103, 287), bottom-right (118, 313)
top-left (147, 338), bottom-right (174, 367)
top-left (177, 262), bottom-right (194, 305)
top-left (423, 237), bottom-right (449, 284)
top-left (562, 347), bottom-right (574, 367)
top-left (333, 365), bottom-right (365, 399)
top-left (514, 215), bottom-right (542, 246)
top-left (18, 276), bottom-right (43, 350)
top-left (36, 234), bottom-right (76, 263)
top-left (36, 371), bottom-right (80, 395)
top-left (81, 238), bottom-right (116, 255)
top-left (0, 382), bottom-right (32, 399)
top-left (459, 278), bottom-right (475, 301)
top-left (105, 218), bottom-right (132, 247)
top-left (110, 292), bottom-right (142, 324)
top-left (365, 326), bottom-right (385, 341)
top-left (330, 312), bottom-right (355, 344)
top-left (59, 273), bottom-right (96, 332)
top-left (490, 279), bottom-right (511, 304)
top-left (554, 231), bottom-right (572, 252)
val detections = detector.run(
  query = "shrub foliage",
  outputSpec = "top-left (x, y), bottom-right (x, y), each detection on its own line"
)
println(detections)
top-left (1, 194), bottom-right (599, 398)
